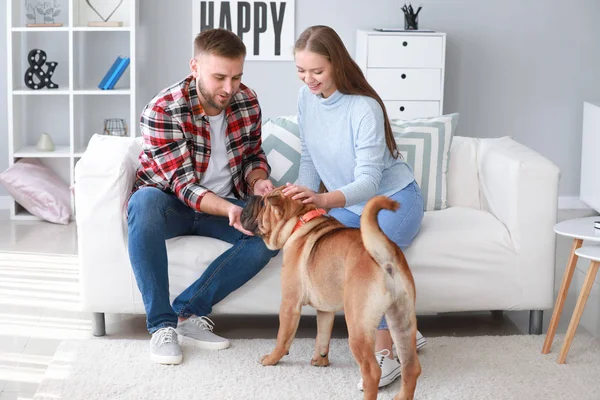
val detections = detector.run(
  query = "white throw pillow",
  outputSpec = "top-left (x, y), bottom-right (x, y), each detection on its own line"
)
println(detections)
top-left (391, 113), bottom-right (459, 211)
top-left (261, 115), bottom-right (301, 187)
top-left (0, 158), bottom-right (71, 224)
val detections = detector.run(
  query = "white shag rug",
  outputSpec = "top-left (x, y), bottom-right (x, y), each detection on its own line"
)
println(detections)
top-left (34, 335), bottom-right (600, 400)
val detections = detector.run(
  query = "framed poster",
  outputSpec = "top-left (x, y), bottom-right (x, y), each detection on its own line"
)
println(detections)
top-left (192, 0), bottom-right (295, 61)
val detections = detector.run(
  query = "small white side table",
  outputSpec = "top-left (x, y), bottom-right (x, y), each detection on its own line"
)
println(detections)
top-left (542, 216), bottom-right (600, 363)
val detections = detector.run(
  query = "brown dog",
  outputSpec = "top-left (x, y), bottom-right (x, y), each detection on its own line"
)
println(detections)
top-left (240, 188), bottom-right (421, 400)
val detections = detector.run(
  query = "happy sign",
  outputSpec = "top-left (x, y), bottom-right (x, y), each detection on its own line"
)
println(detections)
top-left (192, 1), bottom-right (295, 61)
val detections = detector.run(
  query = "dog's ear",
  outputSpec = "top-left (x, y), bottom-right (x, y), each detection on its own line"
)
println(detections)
top-left (267, 194), bottom-right (285, 214)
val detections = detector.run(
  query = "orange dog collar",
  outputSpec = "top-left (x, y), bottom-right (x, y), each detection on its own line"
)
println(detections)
top-left (293, 208), bottom-right (328, 233)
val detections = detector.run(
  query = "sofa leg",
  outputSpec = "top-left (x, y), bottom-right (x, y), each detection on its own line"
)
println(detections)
top-left (92, 312), bottom-right (106, 337)
top-left (529, 310), bottom-right (543, 335)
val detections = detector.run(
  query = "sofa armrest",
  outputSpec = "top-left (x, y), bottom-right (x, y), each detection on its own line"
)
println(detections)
top-left (74, 134), bottom-right (142, 312)
top-left (478, 136), bottom-right (561, 308)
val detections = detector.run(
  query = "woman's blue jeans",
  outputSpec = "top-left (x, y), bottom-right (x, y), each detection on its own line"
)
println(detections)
top-left (329, 181), bottom-right (424, 330)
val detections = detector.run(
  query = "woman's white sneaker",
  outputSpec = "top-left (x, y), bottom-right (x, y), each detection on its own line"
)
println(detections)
top-left (356, 331), bottom-right (427, 391)
top-left (416, 330), bottom-right (427, 350)
top-left (357, 349), bottom-right (401, 391)
top-left (150, 327), bottom-right (182, 365)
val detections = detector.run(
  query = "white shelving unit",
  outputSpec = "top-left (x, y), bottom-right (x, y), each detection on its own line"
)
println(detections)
top-left (6, 0), bottom-right (137, 220)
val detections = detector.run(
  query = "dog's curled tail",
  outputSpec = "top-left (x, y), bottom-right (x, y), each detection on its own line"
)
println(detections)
top-left (360, 196), bottom-right (400, 270)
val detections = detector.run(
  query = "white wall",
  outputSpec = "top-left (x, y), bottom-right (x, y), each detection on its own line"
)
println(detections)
top-left (2, 0), bottom-right (600, 199)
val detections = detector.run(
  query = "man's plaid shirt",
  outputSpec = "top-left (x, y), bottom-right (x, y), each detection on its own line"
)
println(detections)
top-left (133, 75), bottom-right (271, 211)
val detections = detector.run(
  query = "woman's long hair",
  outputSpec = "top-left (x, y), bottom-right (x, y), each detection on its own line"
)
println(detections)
top-left (294, 25), bottom-right (399, 158)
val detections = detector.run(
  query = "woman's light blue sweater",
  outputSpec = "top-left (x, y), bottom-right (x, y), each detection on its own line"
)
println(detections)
top-left (296, 85), bottom-right (415, 215)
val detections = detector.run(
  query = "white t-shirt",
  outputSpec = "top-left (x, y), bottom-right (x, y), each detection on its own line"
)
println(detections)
top-left (199, 111), bottom-right (234, 198)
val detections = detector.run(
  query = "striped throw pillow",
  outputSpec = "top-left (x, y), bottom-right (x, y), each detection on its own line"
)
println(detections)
top-left (390, 113), bottom-right (459, 211)
top-left (261, 116), bottom-right (301, 187)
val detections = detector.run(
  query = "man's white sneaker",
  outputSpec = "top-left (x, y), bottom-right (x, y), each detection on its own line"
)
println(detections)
top-left (357, 349), bottom-right (401, 391)
top-left (177, 316), bottom-right (230, 350)
top-left (416, 330), bottom-right (427, 350)
top-left (150, 327), bottom-right (182, 365)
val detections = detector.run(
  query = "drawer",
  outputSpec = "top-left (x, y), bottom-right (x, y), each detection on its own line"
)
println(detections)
top-left (367, 36), bottom-right (443, 68)
top-left (367, 69), bottom-right (442, 101)
top-left (384, 101), bottom-right (440, 120)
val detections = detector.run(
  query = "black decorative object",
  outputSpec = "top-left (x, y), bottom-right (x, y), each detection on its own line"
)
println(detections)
top-left (24, 49), bottom-right (58, 90)
top-left (402, 3), bottom-right (422, 30)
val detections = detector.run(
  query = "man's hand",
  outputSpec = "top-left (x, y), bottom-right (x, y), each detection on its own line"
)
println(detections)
top-left (282, 183), bottom-right (327, 208)
top-left (253, 179), bottom-right (275, 196)
top-left (228, 204), bottom-right (254, 236)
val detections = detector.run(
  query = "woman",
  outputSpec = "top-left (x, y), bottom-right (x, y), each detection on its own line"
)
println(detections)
top-left (282, 25), bottom-right (427, 391)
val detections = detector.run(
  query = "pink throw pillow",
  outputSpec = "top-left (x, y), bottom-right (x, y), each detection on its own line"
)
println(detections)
top-left (0, 159), bottom-right (71, 224)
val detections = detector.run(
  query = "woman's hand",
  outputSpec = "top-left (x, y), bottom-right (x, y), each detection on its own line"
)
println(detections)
top-left (282, 183), bottom-right (327, 208)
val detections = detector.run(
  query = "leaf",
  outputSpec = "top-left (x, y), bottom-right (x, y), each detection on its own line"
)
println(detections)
top-left (44, 8), bottom-right (52, 15)
top-left (53, 9), bottom-right (60, 17)
top-left (26, 13), bottom-right (35, 19)
top-left (36, 5), bottom-right (44, 14)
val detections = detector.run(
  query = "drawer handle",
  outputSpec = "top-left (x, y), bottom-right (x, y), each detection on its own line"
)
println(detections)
top-left (402, 41), bottom-right (408, 47)
top-left (399, 106), bottom-right (405, 112)
top-left (401, 74), bottom-right (407, 79)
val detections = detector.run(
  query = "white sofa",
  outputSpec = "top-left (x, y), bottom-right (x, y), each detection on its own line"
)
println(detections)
top-left (75, 132), bottom-right (560, 336)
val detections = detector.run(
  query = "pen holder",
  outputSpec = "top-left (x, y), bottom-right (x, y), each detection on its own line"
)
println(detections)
top-left (404, 14), bottom-right (419, 30)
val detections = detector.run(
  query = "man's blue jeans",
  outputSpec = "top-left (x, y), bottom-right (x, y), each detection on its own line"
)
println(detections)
top-left (127, 187), bottom-right (278, 334)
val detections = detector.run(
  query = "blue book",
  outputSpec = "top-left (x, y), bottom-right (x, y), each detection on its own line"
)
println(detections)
top-left (98, 56), bottom-right (122, 90)
top-left (105, 57), bottom-right (130, 90)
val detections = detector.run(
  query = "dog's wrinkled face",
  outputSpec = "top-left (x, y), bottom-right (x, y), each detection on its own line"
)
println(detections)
top-left (241, 187), bottom-right (314, 250)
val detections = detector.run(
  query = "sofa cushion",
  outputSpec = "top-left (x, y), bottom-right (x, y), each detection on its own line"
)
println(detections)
top-left (447, 136), bottom-right (481, 209)
top-left (404, 206), bottom-right (519, 312)
top-left (391, 113), bottom-right (459, 211)
top-left (261, 116), bottom-right (301, 187)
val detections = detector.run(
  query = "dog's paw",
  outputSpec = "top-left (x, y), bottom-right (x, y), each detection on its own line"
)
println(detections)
top-left (260, 354), bottom-right (279, 366)
top-left (310, 353), bottom-right (330, 367)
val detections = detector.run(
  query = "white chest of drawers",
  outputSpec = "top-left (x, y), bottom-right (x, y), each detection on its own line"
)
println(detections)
top-left (355, 30), bottom-right (447, 120)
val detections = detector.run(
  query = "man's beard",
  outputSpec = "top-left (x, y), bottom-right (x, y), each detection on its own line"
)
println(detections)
top-left (197, 77), bottom-right (232, 111)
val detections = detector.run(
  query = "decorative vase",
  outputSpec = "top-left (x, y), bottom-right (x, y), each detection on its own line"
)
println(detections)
top-left (36, 132), bottom-right (55, 152)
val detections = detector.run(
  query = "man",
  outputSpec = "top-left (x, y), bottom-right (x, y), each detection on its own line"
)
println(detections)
top-left (128, 28), bottom-right (277, 365)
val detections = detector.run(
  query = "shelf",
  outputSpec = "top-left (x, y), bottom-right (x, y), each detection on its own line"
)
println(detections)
top-left (12, 210), bottom-right (41, 221)
top-left (74, 146), bottom-right (87, 158)
top-left (12, 89), bottom-right (130, 95)
top-left (13, 89), bottom-right (70, 95)
top-left (12, 27), bottom-right (69, 32)
top-left (12, 26), bottom-right (132, 33)
top-left (74, 88), bottom-right (131, 95)
top-left (72, 27), bottom-right (131, 32)
top-left (14, 146), bottom-right (71, 158)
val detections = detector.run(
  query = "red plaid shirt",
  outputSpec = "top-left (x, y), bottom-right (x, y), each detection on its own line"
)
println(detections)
top-left (133, 75), bottom-right (270, 211)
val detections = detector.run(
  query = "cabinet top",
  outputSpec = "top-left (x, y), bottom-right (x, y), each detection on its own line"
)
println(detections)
top-left (358, 29), bottom-right (446, 37)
